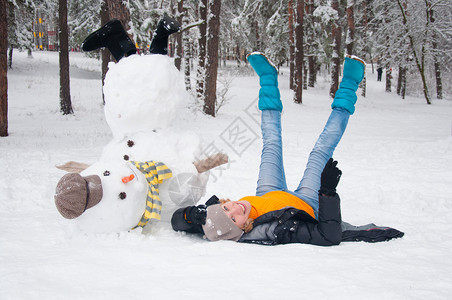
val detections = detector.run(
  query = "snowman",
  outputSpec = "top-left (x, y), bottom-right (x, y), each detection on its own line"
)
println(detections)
top-left (54, 17), bottom-right (227, 233)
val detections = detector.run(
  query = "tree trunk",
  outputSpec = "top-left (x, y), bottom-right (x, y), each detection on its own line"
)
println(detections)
top-left (235, 45), bottom-right (241, 67)
top-left (0, 0), bottom-right (8, 136)
top-left (183, 42), bottom-right (192, 91)
top-left (182, 2), bottom-right (191, 91)
top-left (428, 6), bottom-right (442, 99)
top-left (382, 2), bottom-right (392, 94)
top-left (313, 57), bottom-right (319, 84)
top-left (330, 0), bottom-right (341, 98)
top-left (222, 49), bottom-right (227, 64)
top-left (293, 0), bottom-right (304, 104)
top-left (346, 0), bottom-right (355, 56)
top-left (308, 56), bottom-right (315, 87)
top-left (174, 0), bottom-right (184, 71)
top-left (360, 76), bottom-right (366, 97)
top-left (101, 0), bottom-right (131, 103)
top-left (288, 0), bottom-right (295, 90)
top-left (306, 0), bottom-right (315, 88)
top-left (400, 67), bottom-right (406, 99)
top-left (360, 0), bottom-right (368, 97)
top-left (58, 0), bottom-right (73, 115)
top-left (396, 65), bottom-right (407, 99)
top-left (196, 0), bottom-right (208, 102)
top-left (253, 9), bottom-right (260, 51)
top-left (7, 46), bottom-right (12, 69)
top-left (203, 0), bottom-right (221, 117)
top-left (303, 58), bottom-right (308, 90)
top-left (433, 45), bottom-right (442, 100)
top-left (105, 0), bottom-right (131, 27)
top-left (385, 64), bottom-right (391, 92)
top-left (397, 1), bottom-right (409, 99)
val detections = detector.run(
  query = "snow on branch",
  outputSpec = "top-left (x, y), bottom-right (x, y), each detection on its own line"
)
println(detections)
top-left (313, 6), bottom-right (338, 23)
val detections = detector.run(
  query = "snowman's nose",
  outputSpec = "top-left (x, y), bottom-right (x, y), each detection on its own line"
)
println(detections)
top-left (122, 174), bottom-right (135, 183)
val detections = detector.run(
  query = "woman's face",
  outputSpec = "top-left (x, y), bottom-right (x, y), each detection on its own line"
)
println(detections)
top-left (220, 200), bottom-right (251, 229)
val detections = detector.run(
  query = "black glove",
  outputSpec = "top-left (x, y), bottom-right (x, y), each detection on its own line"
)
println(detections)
top-left (205, 195), bottom-right (219, 206)
top-left (184, 205), bottom-right (207, 225)
top-left (319, 158), bottom-right (342, 196)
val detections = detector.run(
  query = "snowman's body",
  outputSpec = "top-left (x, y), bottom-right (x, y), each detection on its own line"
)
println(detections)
top-left (60, 54), bottom-right (207, 233)
top-left (103, 54), bottom-right (186, 139)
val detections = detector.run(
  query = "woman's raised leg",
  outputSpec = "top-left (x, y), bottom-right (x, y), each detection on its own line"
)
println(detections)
top-left (291, 108), bottom-right (350, 212)
top-left (247, 53), bottom-right (287, 196)
top-left (256, 110), bottom-right (287, 196)
top-left (292, 56), bottom-right (365, 214)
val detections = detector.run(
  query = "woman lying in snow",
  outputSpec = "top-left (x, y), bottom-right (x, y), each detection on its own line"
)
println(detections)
top-left (171, 53), bottom-right (404, 246)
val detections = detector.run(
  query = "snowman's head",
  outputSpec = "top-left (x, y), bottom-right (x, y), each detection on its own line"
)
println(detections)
top-left (55, 159), bottom-right (149, 232)
top-left (103, 54), bottom-right (188, 138)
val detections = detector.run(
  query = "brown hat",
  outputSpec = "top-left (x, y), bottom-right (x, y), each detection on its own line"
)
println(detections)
top-left (54, 173), bottom-right (103, 219)
top-left (202, 204), bottom-right (243, 241)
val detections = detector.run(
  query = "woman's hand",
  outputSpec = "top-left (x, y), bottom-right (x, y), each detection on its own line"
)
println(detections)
top-left (184, 205), bottom-right (207, 225)
top-left (319, 158), bottom-right (342, 196)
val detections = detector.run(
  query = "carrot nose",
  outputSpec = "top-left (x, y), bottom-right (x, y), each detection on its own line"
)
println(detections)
top-left (122, 174), bottom-right (135, 183)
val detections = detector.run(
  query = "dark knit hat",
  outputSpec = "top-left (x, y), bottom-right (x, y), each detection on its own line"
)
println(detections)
top-left (54, 173), bottom-right (103, 219)
top-left (202, 204), bottom-right (243, 241)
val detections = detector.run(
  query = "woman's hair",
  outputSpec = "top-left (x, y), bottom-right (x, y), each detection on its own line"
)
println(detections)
top-left (219, 199), bottom-right (254, 233)
top-left (243, 219), bottom-right (254, 233)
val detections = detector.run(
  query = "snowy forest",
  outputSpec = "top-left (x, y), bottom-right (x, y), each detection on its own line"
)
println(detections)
top-left (1, 0), bottom-right (452, 137)
top-left (2, 1), bottom-right (452, 299)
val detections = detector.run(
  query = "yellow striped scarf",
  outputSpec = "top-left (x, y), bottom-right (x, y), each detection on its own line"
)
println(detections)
top-left (131, 161), bottom-right (172, 228)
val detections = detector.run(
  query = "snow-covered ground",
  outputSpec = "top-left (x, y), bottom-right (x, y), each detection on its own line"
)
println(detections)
top-left (1, 51), bottom-right (452, 299)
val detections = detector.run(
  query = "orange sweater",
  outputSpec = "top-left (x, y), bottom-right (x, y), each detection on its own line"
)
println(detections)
top-left (240, 191), bottom-right (315, 220)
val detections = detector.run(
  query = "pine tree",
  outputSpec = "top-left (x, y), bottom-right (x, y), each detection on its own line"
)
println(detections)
top-left (7, 0), bottom-right (35, 68)
top-left (126, 1), bottom-right (165, 52)
top-left (265, 2), bottom-right (290, 68)
top-left (68, 0), bottom-right (101, 49)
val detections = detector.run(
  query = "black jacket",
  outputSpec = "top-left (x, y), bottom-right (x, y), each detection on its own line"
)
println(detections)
top-left (171, 194), bottom-right (404, 245)
top-left (239, 193), bottom-right (341, 246)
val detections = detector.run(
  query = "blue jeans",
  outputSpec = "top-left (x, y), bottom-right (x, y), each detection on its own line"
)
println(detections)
top-left (255, 108), bottom-right (350, 218)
